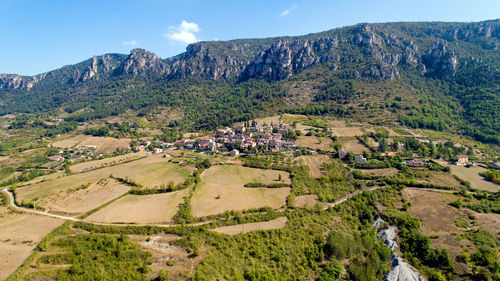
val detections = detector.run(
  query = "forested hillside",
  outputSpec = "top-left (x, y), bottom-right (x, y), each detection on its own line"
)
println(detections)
top-left (0, 20), bottom-right (498, 143)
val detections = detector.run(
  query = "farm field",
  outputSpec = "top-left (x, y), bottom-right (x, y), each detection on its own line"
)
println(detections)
top-left (358, 168), bottom-right (399, 177)
top-left (448, 165), bottom-right (499, 192)
top-left (12, 172), bottom-right (66, 188)
top-left (0, 207), bottom-right (64, 280)
top-left (254, 115), bottom-right (281, 125)
top-left (402, 188), bottom-right (500, 277)
top-left (340, 138), bottom-right (369, 154)
top-left (326, 119), bottom-right (347, 128)
top-left (294, 123), bottom-right (314, 134)
top-left (403, 189), bottom-right (464, 236)
top-left (16, 154), bottom-right (192, 203)
top-left (295, 155), bottom-right (330, 177)
top-left (280, 114), bottom-right (309, 124)
top-left (293, 195), bottom-right (319, 208)
top-left (414, 171), bottom-right (464, 188)
top-left (50, 134), bottom-right (93, 148)
top-left (331, 126), bottom-right (364, 137)
top-left (136, 128), bottom-right (164, 136)
top-left (85, 188), bottom-right (189, 224)
top-left (295, 136), bottom-right (334, 151)
top-left (211, 216), bottom-right (288, 235)
top-left (51, 135), bottom-right (130, 153)
top-left (37, 179), bottom-right (131, 216)
top-left (404, 186), bottom-right (500, 232)
top-left (191, 165), bottom-right (290, 217)
top-left (69, 152), bottom-right (147, 173)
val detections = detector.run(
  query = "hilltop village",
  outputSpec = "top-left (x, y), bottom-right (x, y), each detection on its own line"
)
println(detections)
top-left (133, 119), bottom-right (477, 169)
top-left (46, 118), bottom-right (483, 170)
top-left (138, 120), bottom-right (297, 155)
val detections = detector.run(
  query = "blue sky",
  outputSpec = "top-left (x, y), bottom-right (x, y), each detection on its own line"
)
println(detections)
top-left (1, 0), bottom-right (498, 75)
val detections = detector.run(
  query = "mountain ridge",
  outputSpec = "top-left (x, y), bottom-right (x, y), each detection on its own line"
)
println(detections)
top-left (1, 19), bottom-right (498, 90)
top-left (0, 20), bottom-right (498, 144)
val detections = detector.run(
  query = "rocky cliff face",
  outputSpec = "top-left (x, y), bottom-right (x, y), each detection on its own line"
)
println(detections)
top-left (1, 20), bottom-right (498, 90)
top-left (120, 49), bottom-right (170, 76)
top-left (422, 41), bottom-right (458, 77)
top-left (71, 54), bottom-right (126, 83)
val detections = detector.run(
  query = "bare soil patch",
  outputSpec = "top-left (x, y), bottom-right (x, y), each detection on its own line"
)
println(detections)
top-left (295, 155), bottom-right (330, 177)
top-left (37, 179), bottom-right (131, 216)
top-left (340, 138), bottom-right (369, 154)
top-left (85, 189), bottom-right (189, 224)
top-left (0, 207), bottom-right (64, 280)
top-left (474, 212), bottom-right (500, 234)
top-left (296, 136), bottom-right (334, 151)
top-left (294, 195), bottom-right (319, 208)
top-left (129, 234), bottom-right (204, 280)
top-left (212, 217), bottom-right (288, 235)
top-left (191, 165), bottom-right (290, 217)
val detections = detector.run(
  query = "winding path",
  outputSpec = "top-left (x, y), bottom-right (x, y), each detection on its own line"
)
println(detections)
top-left (322, 185), bottom-right (382, 210)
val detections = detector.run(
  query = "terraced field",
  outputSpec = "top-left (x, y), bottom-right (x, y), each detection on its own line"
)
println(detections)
top-left (16, 154), bottom-right (192, 203)
top-left (191, 165), bottom-right (290, 217)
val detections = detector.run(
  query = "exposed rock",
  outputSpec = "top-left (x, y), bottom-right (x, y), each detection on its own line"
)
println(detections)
top-left (425, 20), bottom-right (499, 42)
top-left (0, 20), bottom-right (497, 90)
top-left (378, 226), bottom-right (398, 251)
top-left (121, 48), bottom-right (170, 76)
top-left (354, 23), bottom-right (383, 47)
top-left (366, 63), bottom-right (400, 81)
top-left (241, 40), bottom-right (294, 81)
top-left (383, 256), bottom-right (426, 281)
top-left (0, 74), bottom-right (27, 89)
top-left (314, 37), bottom-right (339, 52)
top-left (372, 217), bottom-right (385, 230)
top-left (374, 219), bottom-right (426, 281)
top-left (0, 74), bottom-right (45, 90)
top-left (422, 41), bottom-right (458, 77)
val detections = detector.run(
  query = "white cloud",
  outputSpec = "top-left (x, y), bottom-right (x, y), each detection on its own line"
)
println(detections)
top-left (122, 40), bottom-right (138, 46)
top-left (279, 4), bottom-right (298, 17)
top-left (163, 20), bottom-right (201, 44)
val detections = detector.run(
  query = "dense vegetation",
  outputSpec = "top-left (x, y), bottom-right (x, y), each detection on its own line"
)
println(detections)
top-left (31, 234), bottom-right (153, 281)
